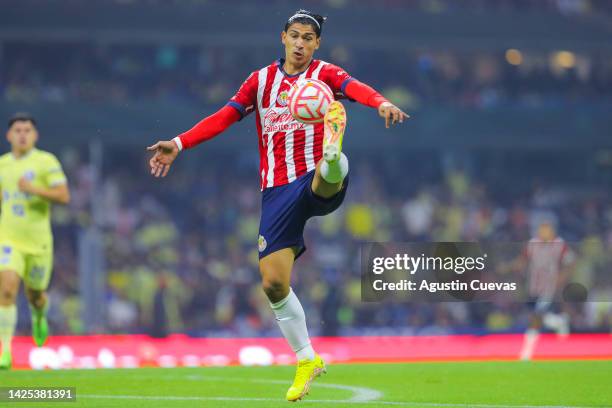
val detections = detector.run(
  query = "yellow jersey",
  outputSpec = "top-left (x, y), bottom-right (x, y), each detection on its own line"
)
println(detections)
top-left (0, 148), bottom-right (67, 254)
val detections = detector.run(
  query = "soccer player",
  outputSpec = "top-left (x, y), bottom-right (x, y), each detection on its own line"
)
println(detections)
top-left (517, 220), bottom-right (574, 361)
top-left (147, 10), bottom-right (408, 400)
top-left (0, 113), bottom-right (70, 369)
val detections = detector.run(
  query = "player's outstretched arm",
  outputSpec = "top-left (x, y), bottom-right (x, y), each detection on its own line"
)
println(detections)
top-left (147, 105), bottom-right (241, 178)
top-left (344, 80), bottom-right (409, 128)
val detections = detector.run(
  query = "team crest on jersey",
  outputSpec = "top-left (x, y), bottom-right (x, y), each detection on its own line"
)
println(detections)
top-left (258, 235), bottom-right (267, 252)
top-left (29, 266), bottom-right (45, 280)
top-left (23, 170), bottom-right (35, 181)
top-left (277, 91), bottom-right (289, 107)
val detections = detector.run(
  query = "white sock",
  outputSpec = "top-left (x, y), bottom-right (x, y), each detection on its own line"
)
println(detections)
top-left (519, 328), bottom-right (539, 361)
top-left (321, 153), bottom-right (349, 184)
top-left (0, 304), bottom-right (17, 355)
top-left (270, 288), bottom-right (315, 361)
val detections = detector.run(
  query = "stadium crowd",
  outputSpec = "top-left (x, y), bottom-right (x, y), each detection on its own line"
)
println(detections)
top-left (2, 43), bottom-right (611, 111)
top-left (108, 0), bottom-right (611, 16)
top-left (12, 149), bottom-right (610, 338)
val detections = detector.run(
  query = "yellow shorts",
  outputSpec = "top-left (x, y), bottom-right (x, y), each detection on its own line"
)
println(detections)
top-left (0, 241), bottom-right (53, 291)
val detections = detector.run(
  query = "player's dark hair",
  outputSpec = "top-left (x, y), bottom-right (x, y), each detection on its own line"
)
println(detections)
top-left (284, 9), bottom-right (327, 37)
top-left (8, 112), bottom-right (37, 129)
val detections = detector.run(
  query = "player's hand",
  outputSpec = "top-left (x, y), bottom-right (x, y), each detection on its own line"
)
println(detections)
top-left (147, 139), bottom-right (180, 178)
top-left (18, 177), bottom-right (36, 194)
top-left (378, 102), bottom-right (409, 129)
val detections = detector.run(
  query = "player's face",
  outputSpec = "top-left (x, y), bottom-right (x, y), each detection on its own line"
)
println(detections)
top-left (538, 223), bottom-right (556, 241)
top-left (282, 23), bottom-right (320, 68)
top-left (6, 120), bottom-right (38, 153)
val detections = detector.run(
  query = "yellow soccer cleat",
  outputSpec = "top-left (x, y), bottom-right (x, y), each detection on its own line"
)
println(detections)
top-left (286, 354), bottom-right (327, 402)
top-left (323, 101), bottom-right (347, 163)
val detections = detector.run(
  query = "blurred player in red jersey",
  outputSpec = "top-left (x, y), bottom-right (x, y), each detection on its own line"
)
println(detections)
top-left (517, 219), bottom-right (575, 361)
top-left (147, 9), bottom-right (408, 400)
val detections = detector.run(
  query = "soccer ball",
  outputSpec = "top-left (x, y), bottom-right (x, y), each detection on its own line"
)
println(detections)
top-left (287, 78), bottom-right (334, 124)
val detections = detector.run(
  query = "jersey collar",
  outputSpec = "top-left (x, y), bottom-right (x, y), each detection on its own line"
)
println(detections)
top-left (11, 148), bottom-right (36, 161)
top-left (277, 58), bottom-right (314, 78)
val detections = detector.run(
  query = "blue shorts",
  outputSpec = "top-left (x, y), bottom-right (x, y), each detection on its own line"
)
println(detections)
top-left (258, 170), bottom-right (349, 260)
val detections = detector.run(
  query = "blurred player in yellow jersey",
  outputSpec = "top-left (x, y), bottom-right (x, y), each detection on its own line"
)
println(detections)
top-left (0, 113), bottom-right (70, 369)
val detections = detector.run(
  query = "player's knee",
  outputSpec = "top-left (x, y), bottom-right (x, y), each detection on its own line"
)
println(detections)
top-left (25, 288), bottom-right (44, 303)
top-left (0, 287), bottom-right (17, 304)
top-left (259, 250), bottom-right (292, 302)
top-left (0, 276), bottom-right (18, 304)
top-left (261, 277), bottom-right (289, 302)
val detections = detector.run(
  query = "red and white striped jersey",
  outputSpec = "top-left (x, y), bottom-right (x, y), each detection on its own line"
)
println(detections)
top-left (227, 59), bottom-right (354, 190)
top-left (525, 237), bottom-right (574, 298)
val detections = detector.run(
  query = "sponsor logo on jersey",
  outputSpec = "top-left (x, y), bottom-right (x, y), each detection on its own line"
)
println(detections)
top-left (277, 91), bottom-right (289, 107)
top-left (2, 246), bottom-right (11, 254)
top-left (258, 235), bottom-right (267, 252)
top-left (262, 108), bottom-right (305, 134)
top-left (23, 170), bottom-right (35, 181)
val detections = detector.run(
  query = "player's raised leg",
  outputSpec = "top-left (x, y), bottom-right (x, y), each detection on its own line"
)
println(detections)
top-left (311, 101), bottom-right (349, 198)
top-left (0, 269), bottom-right (20, 369)
top-left (259, 248), bottom-right (326, 401)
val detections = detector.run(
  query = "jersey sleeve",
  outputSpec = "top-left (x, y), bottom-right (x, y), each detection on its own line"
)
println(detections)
top-left (318, 63), bottom-right (354, 96)
top-left (227, 71), bottom-right (258, 120)
top-left (176, 105), bottom-right (241, 150)
top-left (43, 154), bottom-right (67, 187)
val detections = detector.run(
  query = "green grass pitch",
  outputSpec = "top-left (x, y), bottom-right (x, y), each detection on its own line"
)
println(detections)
top-left (1, 361), bottom-right (611, 407)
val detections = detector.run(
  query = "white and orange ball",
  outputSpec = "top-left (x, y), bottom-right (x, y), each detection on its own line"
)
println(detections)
top-left (287, 78), bottom-right (334, 124)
